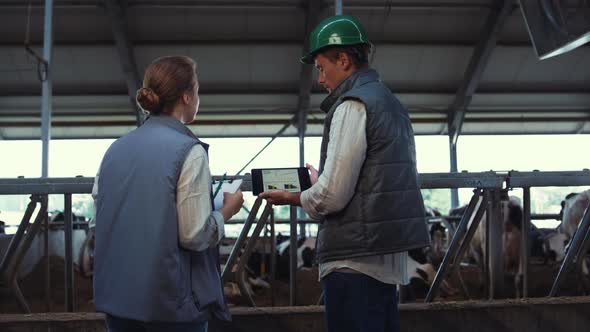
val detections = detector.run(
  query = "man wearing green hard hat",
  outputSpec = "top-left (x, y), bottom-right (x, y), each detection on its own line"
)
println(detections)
top-left (260, 15), bottom-right (430, 332)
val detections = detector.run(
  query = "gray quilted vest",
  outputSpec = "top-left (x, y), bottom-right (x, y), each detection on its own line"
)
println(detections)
top-left (316, 68), bottom-right (431, 263)
top-left (94, 115), bottom-right (230, 322)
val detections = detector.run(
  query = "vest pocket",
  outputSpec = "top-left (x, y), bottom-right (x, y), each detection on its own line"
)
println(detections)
top-left (176, 252), bottom-right (192, 309)
top-left (192, 291), bottom-right (201, 310)
top-left (189, 251), bottom-right (220, 312)
top-left (177, 291), bottom-right (195, 310)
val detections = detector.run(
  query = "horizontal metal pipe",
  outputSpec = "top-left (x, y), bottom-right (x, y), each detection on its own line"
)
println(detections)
top-left (3, 171), bottom-right (590, 195)
top-left (4, 116), bottom-right (590, 129)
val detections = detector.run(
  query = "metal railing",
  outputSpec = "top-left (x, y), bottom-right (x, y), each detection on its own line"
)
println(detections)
top-left (507, 171), bottom-right (590, 298)
top-left (0, 177), bottom-right (94, 313)
top-left (425, 170), bottom-right (590, 302)
top-left (2, 170), bottom-right (590, 311)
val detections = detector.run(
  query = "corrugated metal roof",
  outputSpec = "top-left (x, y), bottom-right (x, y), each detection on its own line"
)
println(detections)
top-left (0, 0), bottom-right (589, 139)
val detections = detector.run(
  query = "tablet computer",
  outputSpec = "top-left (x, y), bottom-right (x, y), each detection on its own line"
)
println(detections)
top-left (251, 167), bottom-right (312, 196)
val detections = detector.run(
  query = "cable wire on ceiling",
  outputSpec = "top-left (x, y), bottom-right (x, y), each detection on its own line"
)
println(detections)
top-left (24, 0), bottom-right (49, 82)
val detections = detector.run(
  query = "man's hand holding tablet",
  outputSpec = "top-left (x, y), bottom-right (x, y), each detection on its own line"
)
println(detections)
top-left (256, 164), bottom-right (317, 206)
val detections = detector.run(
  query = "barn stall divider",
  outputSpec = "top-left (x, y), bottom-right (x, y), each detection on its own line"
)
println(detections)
top-left (2, 170), bottom-right (590, 331)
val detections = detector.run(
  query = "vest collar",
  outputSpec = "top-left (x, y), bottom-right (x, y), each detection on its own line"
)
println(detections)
top-left (320, 68), bottom-right (380, 113)
top-left (145, 114), bottom-right (209, 152)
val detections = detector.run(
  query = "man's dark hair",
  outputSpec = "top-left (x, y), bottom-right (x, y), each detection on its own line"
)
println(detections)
top-left (321, 44), bottom-right (370, 68)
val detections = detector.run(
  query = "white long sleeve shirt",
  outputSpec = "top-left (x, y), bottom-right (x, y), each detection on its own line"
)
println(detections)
top-left (300, 100), bottom-right (409, 286)
top-left (92, 144), bottom-right (225, 252)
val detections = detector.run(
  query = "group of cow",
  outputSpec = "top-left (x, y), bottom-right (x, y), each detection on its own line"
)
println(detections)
top-left (409, 189), bottom-right (590, 299)
top-left (1, 190), bottom-right (589, 304)
top-left (245, 189), bottom-right (590, 300)
top-left (0, 211), bottom-right (92, 280)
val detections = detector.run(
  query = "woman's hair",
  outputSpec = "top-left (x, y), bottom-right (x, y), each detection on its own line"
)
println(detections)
top-left (136, 56), bottom-right (197, 115)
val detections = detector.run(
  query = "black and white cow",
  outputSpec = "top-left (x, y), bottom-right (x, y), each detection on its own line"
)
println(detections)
top-left (447, 196), bottom-right (525, 298)
top-left (0, 211), bottom-right (93, 280)
top-left (537, 190), bottom-right (590, 266)
top-left (557, 190), bottom-right (590, 280)
top-left (0, 229), bottom-right (89, 278)
top-left (561, 190), bottom-right (590, 240)
top-left (403, 207), bottom-right (457, 300)
top-left (450, 196), bottom-right (524, 273)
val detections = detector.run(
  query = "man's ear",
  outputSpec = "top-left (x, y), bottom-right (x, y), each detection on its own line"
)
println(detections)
top-left (339, 52), bottom-right (353, 70)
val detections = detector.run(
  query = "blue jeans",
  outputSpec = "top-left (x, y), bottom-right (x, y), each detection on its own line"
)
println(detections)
top-left (106, 315), bottom-right (207, 332)
top-left (321, 272), bottom-right (401, 332)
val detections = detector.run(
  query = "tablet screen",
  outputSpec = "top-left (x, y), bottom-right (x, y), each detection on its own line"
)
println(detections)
top-left (251, 167), bottom-right (311, 195)
top-left (262, 169), bottom-right (301, 192)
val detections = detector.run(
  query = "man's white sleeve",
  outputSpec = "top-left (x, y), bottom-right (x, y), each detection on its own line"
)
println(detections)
top-left (300, 100), bottom-right (367, 219)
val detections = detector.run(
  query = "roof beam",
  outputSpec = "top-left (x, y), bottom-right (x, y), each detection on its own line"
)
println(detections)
top-left (9, 116), bottom-right (590, 128)
top-left (0, 1), bottom-right (500, 10)
top-left (296, 0), bottom-right (320, 166)
top-left (0, 41), bottom-right (544, 48)
top-left (447, 0), bottom-right (514, 145)
top-left (103, 0), bottom-right (144, 126)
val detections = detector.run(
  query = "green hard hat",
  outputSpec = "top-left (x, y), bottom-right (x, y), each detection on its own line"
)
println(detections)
top-left (301, 15), bottom-right (370, 64)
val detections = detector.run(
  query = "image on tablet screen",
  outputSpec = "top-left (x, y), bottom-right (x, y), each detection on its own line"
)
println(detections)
top-left (262, 169), bottom-right (300, 193)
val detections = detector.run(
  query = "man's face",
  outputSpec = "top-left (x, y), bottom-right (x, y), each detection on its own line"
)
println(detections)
top-left (314, 53), bottom-right (353, 94)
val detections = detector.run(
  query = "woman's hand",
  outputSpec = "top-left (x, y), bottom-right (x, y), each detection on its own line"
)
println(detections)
top-left (220, 191), bottom-right (244, 221)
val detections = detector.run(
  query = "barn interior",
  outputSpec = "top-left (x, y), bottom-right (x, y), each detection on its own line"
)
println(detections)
top-left (1, 1), bottom-right (590, 331)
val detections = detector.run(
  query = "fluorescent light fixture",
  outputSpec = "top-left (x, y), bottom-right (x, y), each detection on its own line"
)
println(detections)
top-left (538, 31), bottom-right (590, 60)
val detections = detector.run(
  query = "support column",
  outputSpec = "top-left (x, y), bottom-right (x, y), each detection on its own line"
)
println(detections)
top-left (450, 138), bottom-right (459, 208)
top-left (64, 194), bottom-right (74, 312)
top-left (446, 0), bottom-right (513, 208)
top-left (296, 0), bottom-right (320, 238)
top-left (104, 0), bottom-right (144, 126)
top-left (41, 0), bottom-right (54, 178)
top-left (335, 0), bottom-right (343, 15)
top-left (487, 189), bottom-right (504, 299)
